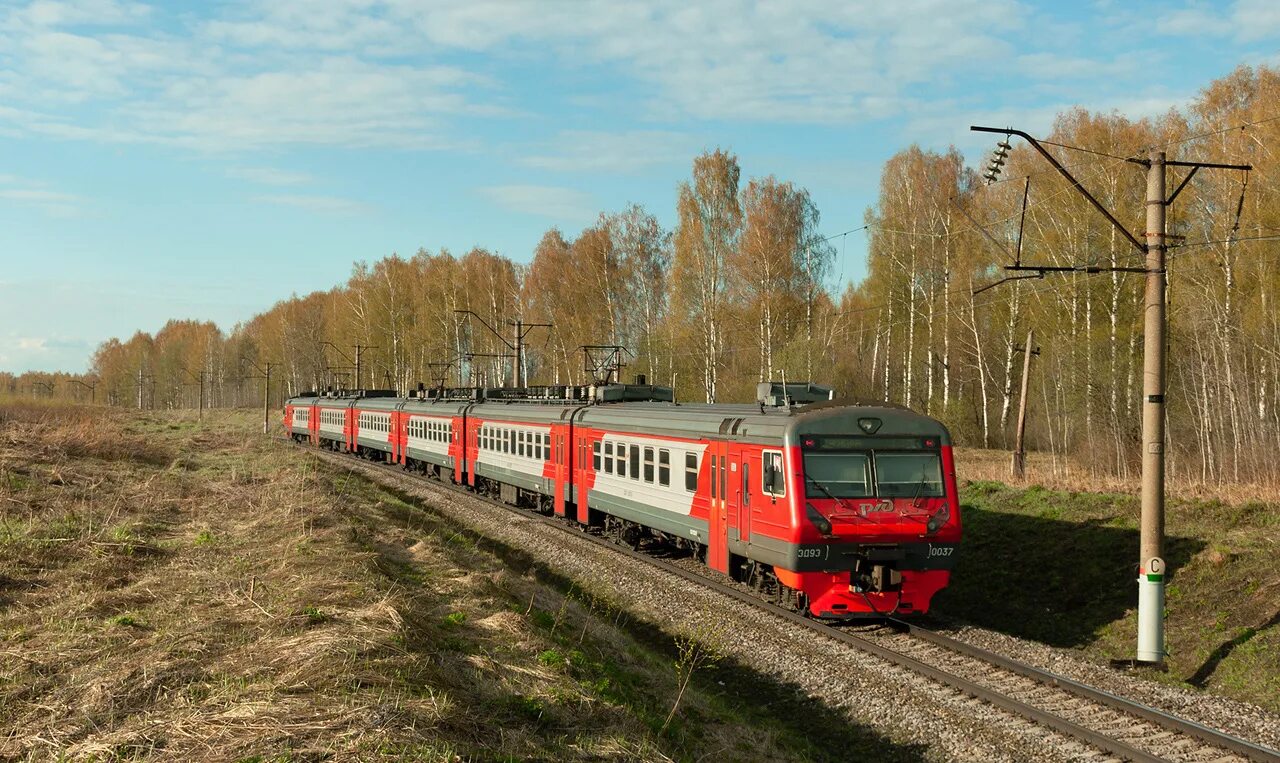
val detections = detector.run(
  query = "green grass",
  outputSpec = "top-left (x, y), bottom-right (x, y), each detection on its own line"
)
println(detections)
top-left (936, 478), bottom-right (1280, 712)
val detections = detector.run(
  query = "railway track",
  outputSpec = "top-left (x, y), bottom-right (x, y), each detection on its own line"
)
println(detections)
top-left (315, 448), bottom-right (1280, 763)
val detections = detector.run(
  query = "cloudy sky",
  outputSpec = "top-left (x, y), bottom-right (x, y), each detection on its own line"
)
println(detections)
top-left (2, 0), bottom-right (1277, 373)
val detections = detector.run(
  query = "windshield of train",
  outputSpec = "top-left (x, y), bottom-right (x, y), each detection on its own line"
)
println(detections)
top-left (875, 453), bottom-right (944, 498)
top-left (802, 446), bottom-right (944, 499)
top-left (802, 452), bottom-right (873, 498)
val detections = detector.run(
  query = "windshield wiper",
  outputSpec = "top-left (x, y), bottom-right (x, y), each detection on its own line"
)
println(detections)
top-left (805, 474), bottom-right (851, 511)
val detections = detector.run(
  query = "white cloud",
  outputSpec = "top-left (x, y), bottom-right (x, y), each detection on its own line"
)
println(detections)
top-left (1158, 0), bottom-right (1280, 40)
top-left (16, 0), bottom-right (151, 28)
top-left (479, 184), bottom-right (596, 221)
top-left (1016, 52), bottom-right (1142, 81)
top-left (0, 0), bottom-right (1030, 156)
top-left (1157, 6), bottom-right (1232, 36)
top-left (0, 188), bottom-right (78, 203)
top-left (251, 194), bottom-right (370, 214)
top-left (227, 166), bottom-right (314, 186)
top-left (0, 181), bottom-right (83, 217)
top-left (520, 130), bottom-right (693, 174)
top-left (17, 337), bottom-right (47, 351)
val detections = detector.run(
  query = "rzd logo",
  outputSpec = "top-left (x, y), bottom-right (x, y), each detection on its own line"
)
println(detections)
top-left (858, 500), bottom-right (894, 517)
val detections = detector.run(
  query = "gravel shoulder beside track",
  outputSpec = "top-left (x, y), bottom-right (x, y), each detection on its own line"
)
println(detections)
top-left (933, 620), bottom-right (1280, 753)
top-left (317, 452), bottom-right (1160, 762)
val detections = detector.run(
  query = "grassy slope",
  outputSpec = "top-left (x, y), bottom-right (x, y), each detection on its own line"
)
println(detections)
top-left (0, 403), bottom-right (925, 762)
top-left (934, 475), bottom-right (1280, 711)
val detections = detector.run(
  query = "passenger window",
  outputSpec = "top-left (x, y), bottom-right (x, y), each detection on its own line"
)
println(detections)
top-left (659, 449), bottom-right (670, 487)
top-left (685, 452), bottom-right (697, 492)
top-left (617, 444), bottom-right (626, 477)
top-left (630, 446), bottom-right (640, 481)
top-left (592, 441), bottom-right (601, 471)
top-left (762, 451), bottom-right (786, 496)
top-left (604, 442), bottom-right (614, 474)
top-left (643, 447), bottom-right (654, 483)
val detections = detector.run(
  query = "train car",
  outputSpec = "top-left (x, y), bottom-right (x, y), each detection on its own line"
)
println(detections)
top-left (398, 393), bottom-right (473, 484)
top-left (567, 386), bottom-right (958, 617)
top-left (283, 393), bottom-right (319, 444)
top-left (285, 381), bottom-right (961, 618)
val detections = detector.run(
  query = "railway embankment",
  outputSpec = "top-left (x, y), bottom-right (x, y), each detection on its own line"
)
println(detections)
top-left (0, 403), bottom-right (920, 761)
top-left (935, 476), bottom-right (1280, 716)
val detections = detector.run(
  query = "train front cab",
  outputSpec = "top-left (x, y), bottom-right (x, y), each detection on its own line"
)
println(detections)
top-left (762, 407), bottom-right (962, 618)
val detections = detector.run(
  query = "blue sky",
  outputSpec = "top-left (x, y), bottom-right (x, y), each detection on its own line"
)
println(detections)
top-left (2, 0), bottom-right (1277, 374)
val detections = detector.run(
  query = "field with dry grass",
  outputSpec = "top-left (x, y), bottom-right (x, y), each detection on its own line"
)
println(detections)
top-left (0, 402), bottom-right (898, 762)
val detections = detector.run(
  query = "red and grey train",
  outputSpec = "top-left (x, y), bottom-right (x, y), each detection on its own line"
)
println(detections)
top-left (284, 381), bottom-right (961, 617)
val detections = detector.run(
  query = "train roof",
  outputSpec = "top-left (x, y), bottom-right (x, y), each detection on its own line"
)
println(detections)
top-left (572, 399), bottom-right (950, 445)
top-left (287, 389), bottom-right (950, 445)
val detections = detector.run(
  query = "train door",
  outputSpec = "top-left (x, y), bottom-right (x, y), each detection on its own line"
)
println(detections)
top-left (737, 447), bottom-right (753, 543)
top-left (552, 424), bottom-right (567, 516)
top-left (707, 440), bottom-right (730, 574)
top-left (574, 431), bottom-right (591, 523)
top-left (391, 409), bottom-right (401, 464)
top-left (552, 430), bottom-right (568, 519)
top-left (577, 432), bottom-right (592, 524)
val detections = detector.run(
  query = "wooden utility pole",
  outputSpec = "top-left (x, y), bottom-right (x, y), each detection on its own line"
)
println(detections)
top-left (241, 358), bottom-right (276, 435)
top-left (1011, 328), bottom-right (1036, 479)
top-left (181, 368), bottom-right (206, 419)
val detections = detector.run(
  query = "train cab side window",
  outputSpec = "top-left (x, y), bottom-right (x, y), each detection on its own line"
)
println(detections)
top-left (592, 441), bottom-right (601, 471)
top-left (643, 447), bottom-right (655, 483)
top-left (685, 453), bottom-right (697, 491)
top-left (629, 445), bottom-right (641, 481)
top-left (659, 449), bottom-right (670, 487)
top-left (762, 451), bottom-right (786, 496)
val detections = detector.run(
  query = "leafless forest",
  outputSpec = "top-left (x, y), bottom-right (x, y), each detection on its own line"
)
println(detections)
top-left (11, 66), bottom-right (1280, 487)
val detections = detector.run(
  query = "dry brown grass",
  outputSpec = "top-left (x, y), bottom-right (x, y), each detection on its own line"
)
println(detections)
top-left (955, 446), bottom-right (1280, 504)
top-left (0, 406), bottom-right (881, 762)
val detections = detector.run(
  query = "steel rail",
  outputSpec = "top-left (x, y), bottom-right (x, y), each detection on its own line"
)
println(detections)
top-left (887, 619), bottom-right (1280, 763)
top-left (311, 447), bottom-right (1280, 763)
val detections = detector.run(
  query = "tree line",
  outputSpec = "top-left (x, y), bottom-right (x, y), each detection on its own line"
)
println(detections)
top-left (14, 65), bottom-right (1277, 485)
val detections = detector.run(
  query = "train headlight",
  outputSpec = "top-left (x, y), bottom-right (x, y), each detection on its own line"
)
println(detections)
top-left (805, 503), bottom-right (833, 536)
top-left (925, 504), bottom-right (950, 535)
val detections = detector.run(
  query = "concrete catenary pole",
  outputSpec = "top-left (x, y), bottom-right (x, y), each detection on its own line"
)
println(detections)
top-left (263, 363), bottom-right (272, 435)
top-left (137, 366), bottom-right (144, 410)
top-left (1011, 328), bottom-right (1034, 479)
top-left (514, 318), bottom-right (524, 389)
top-left (1137, 150), bottom-right (1168, 665)
top-left (355, 345), bottom-right (362, 391)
